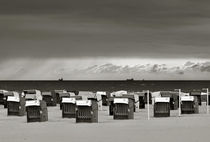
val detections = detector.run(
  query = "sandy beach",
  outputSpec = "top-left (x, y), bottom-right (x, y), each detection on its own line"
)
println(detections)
top-left (1, 103), bottom-right (210, 142)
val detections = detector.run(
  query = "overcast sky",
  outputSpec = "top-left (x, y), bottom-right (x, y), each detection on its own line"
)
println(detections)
top-left (0, 0), bottom-right (210, 80)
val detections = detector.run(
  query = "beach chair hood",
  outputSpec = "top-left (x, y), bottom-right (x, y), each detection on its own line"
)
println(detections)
top-left (154, 97), bottom-right (170, 103)
top-left (25, 100), bottom-right (40, 107)
top-left (181, 96), bottom-right (194, 102)
top-left (111, 90), bottom-right (127, 97)
top-left (7, 96), bottom-right (20, 102)
top-left (76, 100), bottom-right (92, 106)
top-left (62, 98), bottom-right (76, 104)
top-left (114, 98), bottom-right (129, 104)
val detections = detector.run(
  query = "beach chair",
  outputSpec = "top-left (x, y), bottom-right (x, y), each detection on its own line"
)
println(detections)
top-left (7, 92), bottom-right (25, 116)
top-left (3, 91), bottom-right (15, 108)
top-left (53, 90), bottom-right (67, 104)
top-left (113, 98), bottom-right (134, 120)
top-left (108, 97), bottom-right (114, 115)
top-left (76, 100), bottom-right (98, 123)
top-left (122, 94), bottom-right (136, 112)
top-left (190, 91), bottom-right (202, 105)
top-left (161, 91), bottom-right (179, 110)
top-left (26, 100), bottom-right (48, 123)
top-left (59, 92), bottom-right (71, 110)
top-left (42, 91), bottom-right (56, 106)
top-left (23, 90), bottom-right (42, 101)
top-left (0, 90), bottom-right (8, 106)
top-left (138, 92), bottom-right (145, 109)
top-left (181, 96), bottom-right (199, 114)
top-left (62, 96), bottom-right (82, 118)
top-left (154, 97), bottom-right (170, 117)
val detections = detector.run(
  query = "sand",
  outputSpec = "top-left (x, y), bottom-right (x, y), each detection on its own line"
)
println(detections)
top-left (0, 104), bottom-right (210, 142)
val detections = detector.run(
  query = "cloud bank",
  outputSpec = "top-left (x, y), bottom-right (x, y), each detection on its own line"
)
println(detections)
top-left (1, 59), bottom-right (210, 80)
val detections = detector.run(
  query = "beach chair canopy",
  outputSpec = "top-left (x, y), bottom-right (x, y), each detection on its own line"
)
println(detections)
top-left (78, 91), bottom-right (96, 100)
top-left (76, 100), bottom-right (92, 106)
top-left (24, 90), bottom-right (36, 94)
top-left (62, 98), bottom-right (76, 104)
top-left (23, 89), bottom-right (42, 100)
top-left (111, 90), bottom-right (128, 97)
top-left (114, 98), bottom-right (129, 104)
top-left (181, 96), bottom-right (194, 102)
top-left (190, 91), bottom-right (201, 96)
top-left (7, 96), bottom-right (20, 102)
top-left (154, 97), bottom-right (170, 103)
top-left (7, 91), bottom-right (20, 102)
top-left (55, 90), bottom-right (67, 93)
top-left (96, 91), bottom-right (106, 96)
top-left (135, 92), bottom-right (145, 97)
top-left (4, 91), bottom-right (15, 97)
top-left (0, 90), bottom-right (8, 95)
top-left (25, 100), bottom-right (40, 107)
top-left (59, 92), bottom-right (70, 98)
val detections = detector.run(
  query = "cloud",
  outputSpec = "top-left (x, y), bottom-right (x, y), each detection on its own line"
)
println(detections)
top-left (201, 66), bottom-right (210, 72)
top-left (0, 1), bottom-right (210, 60)
top-left (72, 63), bottom-right (184, 75)
top-left (200, 62), bottom-right (210, 72)
top-left (184, 61), bottom-right (195, 66)
top-left (176, 70), bottom-right (185, 75)
top-left (183, 61), bottom-right (210, 73)
top-left (75, 61), bottom-right (210, 78)
top-left (1, 58), bottom-right (210, 80)
top-left (149, 64), bottom-right (168, 73)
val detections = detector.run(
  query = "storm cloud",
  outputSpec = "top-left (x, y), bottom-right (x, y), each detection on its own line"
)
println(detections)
top-left (0, 0), bottom-right (210, 59)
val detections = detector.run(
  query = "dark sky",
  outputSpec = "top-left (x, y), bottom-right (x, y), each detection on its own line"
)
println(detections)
top-left (1, 0), bottom-right (210, 59)
top-left (1, 0), bottom-right (210, 79)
